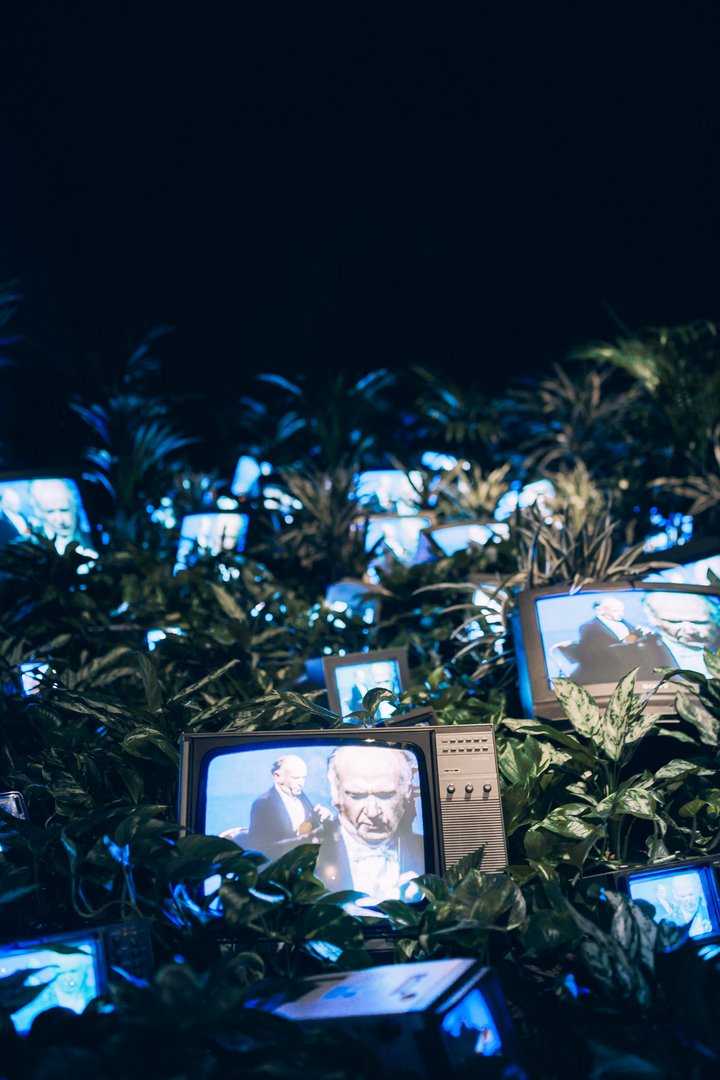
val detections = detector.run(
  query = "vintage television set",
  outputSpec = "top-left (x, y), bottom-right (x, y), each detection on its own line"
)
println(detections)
top-left (423, 521), bottom-right (510, 558)
top-left (354, 469), bottom-right (423, 515)
top-left (324, 579), bottom-right (384, 626)
top-left (642, 535), bottom-right (720, 587)
top-left (513, 580), bottom-right (720, 722)
top-left (246, 958), bottom-right (525, 1079)
top-left (179, 723), bottom-right (508, 909)
top-left (230, 455), bottom-right (264, 500)
top-left (322, 647), bottom-right (411, 720)
top-left (609, 856), bottom-right (720, 943)
top-left (493, 479), bottom-right (556, 522)
top-left (0, 472), bottom-right (94, 555)
top-left (174, 511), bottom-right (250, 574)
top-left (359, 514), bottom-right (434, 574)
top-left (0, 922), bottom-right (153, 1035)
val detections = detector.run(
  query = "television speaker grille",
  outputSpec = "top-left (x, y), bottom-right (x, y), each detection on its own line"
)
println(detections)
top-left (440, 799), bottom-right (507, 871)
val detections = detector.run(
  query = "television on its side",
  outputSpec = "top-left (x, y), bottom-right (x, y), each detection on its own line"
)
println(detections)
top-left (0, 922), bottom-right (153, 1035)
top-left (322, 647), bottom-right (411, 720)
top-left (609, 856), bottom-right (720, 942)
top-left (174, 512), bottom-right (249, 574)
top-left (423, 521), bottom-right (510, 558)
top-left (513, 580), bottom-right (720, 722)
top-left (324, 579), bottom-right (383, 626)
top-left (179, 723), bottom-right (507, 911)
top-left (0, 472), bottom-right (94, 555)
top-left (359, 514), bottom-right (435, 573)
top-left (0, 790), bottom-right (28, 852)
top-left (641, 536), bottom-right (720, 587)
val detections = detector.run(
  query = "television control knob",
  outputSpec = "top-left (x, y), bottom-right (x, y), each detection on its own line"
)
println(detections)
top-left (447, 784), bottom-right (456, 795)
top-left (483, 783), bottom-right (492, 793)
top-left (465, 784), bottom-right (474, 794)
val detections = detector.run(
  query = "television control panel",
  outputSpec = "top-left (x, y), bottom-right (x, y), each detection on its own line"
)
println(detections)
top-left (434, 725), bottom-right (507, 872)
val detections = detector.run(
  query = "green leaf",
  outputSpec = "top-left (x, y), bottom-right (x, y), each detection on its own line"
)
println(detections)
top-left (552, 679), bottom-right (601, 740)
top-left (210, 583), bottom-right (248, 622)
top-left (610, 788), bottom-right (657, 820)
top-left (540, 806), bottom-right (600, 839)
top-left (703, 648), bottom-right (720, 680)
top-left (362, 687), bottom-right (397, 719)
top-left (137, 652), bottom-right (162, 712)
top-left (599, 669), bottom-right (643, 762)
top-left (675, 689), bottom-right (720, 746)
top-left (376, 900), bottom-right (423, 927)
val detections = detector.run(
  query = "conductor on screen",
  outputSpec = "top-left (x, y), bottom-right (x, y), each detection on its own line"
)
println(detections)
top-left (242, 755), bottom-right (333, 857)
top-left (642, 592), bottom-right (720, 674)
top-left (28, 480), bottom-right (83, 553)
top-left (555, 597), bottom-right (670, 684)
top-left (315, 745), bottom-right (424, 903)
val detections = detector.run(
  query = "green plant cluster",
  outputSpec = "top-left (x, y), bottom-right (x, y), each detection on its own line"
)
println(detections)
top-left (3, 321), bottom-right (720, 1078)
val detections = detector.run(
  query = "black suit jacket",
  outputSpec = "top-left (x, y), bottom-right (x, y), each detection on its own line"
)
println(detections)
top-left (247, 786), bottom-right (316, 860)
top-left (314, 818), bottom-right (425, 897)
top-left (562, 617), bottom-right (675, 684)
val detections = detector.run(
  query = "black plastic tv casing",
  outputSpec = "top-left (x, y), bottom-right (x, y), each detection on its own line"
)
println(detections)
top-left (640, 535), bottom-right (720, 583)
top-left (512, 580), bottom-right (720, 723)
top-left (607, 854), bottom-right (720, 942)
top-left (178, 724), bottom-right (508, 877)
top-left (322, 646), bottom-right (411, 718)
top-left (0, 469), bottom-right (94, 542)
top-left (422, 519), bottom-right (510, 558)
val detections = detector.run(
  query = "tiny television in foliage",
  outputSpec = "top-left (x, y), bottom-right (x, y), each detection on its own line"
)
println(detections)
top-left (246, 958), bottom-right (526, 1079)
top-left (360, 514), bottom-right (434, 572)
top-left (324, 579), bottom-right (383, 626)
top-left (423, 520), bottom-right (510, 557)
top-left (179, 723), bottom-right (507, 911)
top-left (0, 923), bottom-right (153, 1035)
top-left (642, 535), bottom-right (720, 587)
top-left (0, 472), bottom-right (94, 555)
top-left (174, 512), bottom-right (249, 574)
top-left (0, 789), bottom-right (28, 852)
top-left (322, 646), bottom-right (410, 721)
top-left (354, 469), bottom-right (422, 514)
top-left (512, 580), bottom-right (720, 722)
top-left (610, 856), bottom-right (720, 942)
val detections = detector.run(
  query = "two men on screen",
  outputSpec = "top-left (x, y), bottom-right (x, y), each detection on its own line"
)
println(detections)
top-left (241, 746), bottom-right (423, 905)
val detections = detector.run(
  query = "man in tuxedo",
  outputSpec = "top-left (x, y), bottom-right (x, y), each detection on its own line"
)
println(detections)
top-left (246, 755), bottom-right (332, 860)
top-left (315, 745), bottom-right (424, 903)
top-left (560, 597), bottom-right (670, 684)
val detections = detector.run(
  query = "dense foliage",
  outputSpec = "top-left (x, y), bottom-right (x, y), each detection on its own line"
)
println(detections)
top-left (3, 321), bottom-right (720, 1078)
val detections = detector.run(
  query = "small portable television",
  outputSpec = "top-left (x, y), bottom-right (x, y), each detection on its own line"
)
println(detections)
top-left (513, 580), bottom-right (720, 722)
top-left (360, 514), bottom-right (434, 573)
top-left (324, 579), bottom-right (383, 626)
top-left (0, 790), bottom-right (28, 852)
top-left (610, 856), bottom-right (720, 942)
top-left (424, 521), bottom-right (510, 558)
top-left (493, 479), bottom-right (556, 522)
top-left (230, 455), bottom-right (263, 499)
top-left (354, 469), bottom-right (422, 515)
top-left (174, 511), bottom-right (249, 574)
top-left (0, 922), bottom-right (154, 1035)
top-left (18, 661), bottom-right (51, 696)
top-left (146, 627), bottom-right (186, 652)
top-left (0, 472), bottom-right (94, 555)
top-left (179, 723), bottom-right (507, 910)
top-left (642, 535), bottom-right (720, 587)
top-left (245, 958), bottom-right (526, 1079)
top-left (322, 647), bottom-right (410, 720)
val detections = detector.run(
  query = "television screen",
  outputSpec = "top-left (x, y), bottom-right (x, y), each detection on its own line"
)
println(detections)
top-left (175, 512), bottom-right (249, 573)
top-left (146, 628), bottom-right (186, 652)
top-left (323, 649), bottom-right (410, 720)
top-left (19, 661), bottom-right (51, 696)
top-left (355, 470), bottom-right (422, 515)
top-left (644, 554), bottom-right (720, 587)
top-left (230, 455), bottom-right (262, 498)
top-left (627, 864), bottom-right (720, 939)
top-left (534, 587), bottom-right (720, 687)
top-left (201, 740), bottom-right (427, 905)
top-left (493, 479), bottom-right (556, 522)
top-left (459, 585), bottom-right (508, 647)
top-left (0, 935), bottom-right (100, 1033)
top-left (0, 477), bottom-right (93, 555)
top-left (425, 521), bottom-right (510, 557)
top-left (363, 515), bottom-right (433, 568)
top-left (325, 580), bottom-right (381, 625)
top-left (0, 790), bottom-right (27, 853)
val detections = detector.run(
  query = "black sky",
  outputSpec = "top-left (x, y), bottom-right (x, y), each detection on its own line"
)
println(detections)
top-left (2, 4), bottom-right (720, 451)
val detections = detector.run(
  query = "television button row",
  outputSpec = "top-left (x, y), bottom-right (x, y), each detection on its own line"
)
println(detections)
top-left (442, 746), bottom-right (491, 753)
top-left (446, 737), bottom-right (489, 744)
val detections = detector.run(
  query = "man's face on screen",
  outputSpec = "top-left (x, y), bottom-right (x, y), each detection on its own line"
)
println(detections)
top-left (332, 748), bottom-right (410, 846)
top-left (597, 598), bottom-right (625, 622)
top-left (31, 481), bottom-right (77, 538)
top-left (274, 756), bottom-right (307, 797)
top-left (645, 593), bottom-right (720, 649)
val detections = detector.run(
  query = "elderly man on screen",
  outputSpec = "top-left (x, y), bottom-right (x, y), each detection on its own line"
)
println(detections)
top-left (242, 755), bottom-right (333, 859)
top-left (315, 745), bottom-right (424, 904)
top-left (642, 591), bottom-right (720, 675)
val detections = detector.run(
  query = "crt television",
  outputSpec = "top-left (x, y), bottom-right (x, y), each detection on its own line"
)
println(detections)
top-left (0, 790), bottom-right (28, 852)
top-left (360, 514), bottom-right (434, 572)
top-left (174, 512), bottom-right (249, 574)
top-left (324, 579), bottom-right (384, 626)
top-left (0, 473), bottom-right (93, 555)
top-left (0, 922), bottom-right (153, 1034)
top-left (609, 856), bottom-right (720, 943)
top-left (642, 536), bottom-right (720, 587)
top-left (246, 958), bottom-right (525, 1078)
top-left (354, 470), bottom-right (422, 515)
top-left (513, 580), bottom-right (720, 722)
top-left (423, 521), bottom-right (510, 558)
top-left (179, 724), bottom-right (508, 908)
top-left (322, 647), bottom-right (410, 720)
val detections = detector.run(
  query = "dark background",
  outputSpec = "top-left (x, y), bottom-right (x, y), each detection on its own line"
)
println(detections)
top-left (1, 4), bottom-right (719, 461)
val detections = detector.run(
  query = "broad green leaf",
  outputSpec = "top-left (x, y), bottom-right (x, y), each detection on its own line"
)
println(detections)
top-left (540, 806), bottom-right (599, 839)
top-left (600, 669), bottom-right (643, 762)
top-left (210, 583), bottom-right (248, 622)
top-left (703, 648), bottom-right (720, 680)
top-left (552, 679), bottom-right (600, 740)
top-left (675, 690), bottom-right (720, 746)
